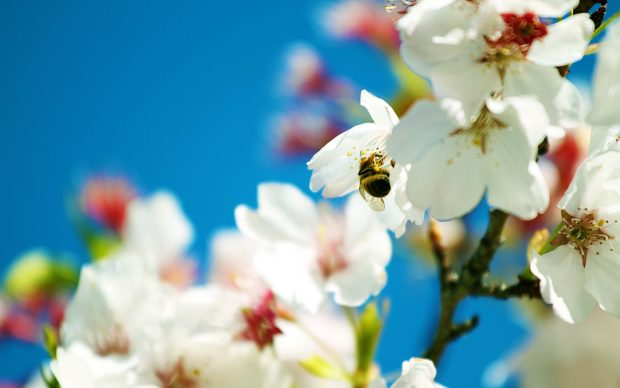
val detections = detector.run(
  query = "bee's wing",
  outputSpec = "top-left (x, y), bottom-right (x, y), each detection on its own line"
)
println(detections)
top-left (359, 187), bottom-right (385, 212)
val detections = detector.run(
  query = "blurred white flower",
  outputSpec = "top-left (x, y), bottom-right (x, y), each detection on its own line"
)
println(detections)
top-left (275, 310), bottom-right (355, 388)
top-left (61, 252), bottom-right (174, 357)
top-left (122, 191), bottom-right (194, 267)
top-left (134, 285), bottom-right (292, 388)
top-left (50, 344), bottom-right (146, 388)
top-left (372, 358), bottom-right (444, 388)
top-left (388, 97), bottom-right (550, 220)
top-left (207, 229), bottom-right (265, 292)
top-left (531, 149), bottom-right (620, 323)
top-left (517, 309), bottom-right (620, 388)
top-left (398, 0), bottom-right (590, 126)
top-left (235, 183), bottom-right (392, 312)
top-left (308, 90), bottom-right (424, 235)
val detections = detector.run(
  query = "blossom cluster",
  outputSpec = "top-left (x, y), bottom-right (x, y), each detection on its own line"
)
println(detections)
top-left (4, 0), bottom-right (620, 387)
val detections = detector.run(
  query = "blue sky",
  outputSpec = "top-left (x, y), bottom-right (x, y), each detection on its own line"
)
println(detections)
top-left (1, 1), bottom-right (617, 386)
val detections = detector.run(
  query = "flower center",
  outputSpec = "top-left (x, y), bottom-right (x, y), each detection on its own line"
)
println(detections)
top-left (316, 210), bottom-right (348, 278)
top-left (450, 106), bottom-right (507, 153)
top-left (156, 358), bottom-right (199, 388)
top-left (94, 323), bottom-right (130, 356)
top-left (238, 290), bottom-right (283, 350)
top-left (552, 209), bottom-right (614, 267)
top-left (481, 13), bottom-right (548, 71)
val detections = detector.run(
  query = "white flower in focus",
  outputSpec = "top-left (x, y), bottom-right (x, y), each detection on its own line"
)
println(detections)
top-left (308, 90), bottom-right (424, 236)
top-left (531, 149), bottom-right (620, 323)
top-left (398, 0), bottom-right (591, 126)
top-left (387, 97), bottom-right (550, 220)
top-left (371, 358), bottom-right (444, 388)
top-left (235, 183), bottom-right (392, 312)
top-left (122, 191), bottom-right (194, 266)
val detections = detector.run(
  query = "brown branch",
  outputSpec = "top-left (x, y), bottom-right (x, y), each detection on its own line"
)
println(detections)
top-left (472, 276), bottom-right (541, 300)
top-left (424, 210), bottom-right (509, 364)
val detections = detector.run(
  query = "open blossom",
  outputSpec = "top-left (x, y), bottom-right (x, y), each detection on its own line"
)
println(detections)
top-left (235, 183), bottom-right (391, 312)
top-left (531, 149), bottom-right (620, 323)
top-left (387, 97), bottom-right (550, 220)
top-left (371, 358), bottom-right (444, 388)
top-left (122, 191), bottom-right (194, 267)
top-left (308, 90), bottom-right (423, 236)
top-left (398, 0), bottom-right (591, 125)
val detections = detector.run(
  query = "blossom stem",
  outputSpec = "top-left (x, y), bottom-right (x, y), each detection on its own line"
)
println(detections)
top-left (591, 10), bottom-right (620, 40)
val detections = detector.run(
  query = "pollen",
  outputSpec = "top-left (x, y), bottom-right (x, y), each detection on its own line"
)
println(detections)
top-left (552, 209), bottom-right (614, 267)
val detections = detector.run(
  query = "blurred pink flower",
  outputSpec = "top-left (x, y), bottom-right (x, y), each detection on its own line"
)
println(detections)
top-left (322, 0), bottom-right (400, 52)
top-left (79, 176), bottom-right (137, 233)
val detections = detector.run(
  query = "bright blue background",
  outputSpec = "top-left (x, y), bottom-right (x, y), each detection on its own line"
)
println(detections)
top-left (1, 1), bottom-right (617, 386)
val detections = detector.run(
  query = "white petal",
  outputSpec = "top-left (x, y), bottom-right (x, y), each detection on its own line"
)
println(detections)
top-left (487, 0), bottom-right (577, 17)
top-left (484, 130), bottom-right (549, 219)
top-left (503, 62), bottom-right (583, 129)
top-left (397, 0), bottom-right (476, 76)
top-left (585, 242), bottom-right (620, 317)
top-left (486, 96), bottom-right (550, 148)
top-left (235, 205), bottom-right (294, 243)
top-left (123, 191), bottom-right (194, 264)
top-left (51, 348), bottom-right (96, 388)
top-left (588, 21), bottom-right (620, 129)
top-left (370, 380), bottom-right (388, 388)
top-left (360, 90), bottom-right (399, 130)
top-left (431, 58), bottom-right (501, 121)
top-left (560, 150), bottom-right (620, 213)
top-left (257, 183), bottom-right (318, 240)
top-left (255, 244), bottom-right (325, 313)
top-left (387, 100), bottom-right (457, 165)
top-left (325, 259), bottom-right (387, 307)
top-left (528, 14), bottom-right (594, 66)
top-left (392, 358), bottom-right (440, 388)
top-left (344, 195), bottom-right (392, 267)
top-left (531, 246), bottom-right (596, 323)
top-left (408, 137), bottom-right (486, 220)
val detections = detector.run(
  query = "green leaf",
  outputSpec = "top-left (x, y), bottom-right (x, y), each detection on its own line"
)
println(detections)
top-left (299, 355), bottom-right (350, 381)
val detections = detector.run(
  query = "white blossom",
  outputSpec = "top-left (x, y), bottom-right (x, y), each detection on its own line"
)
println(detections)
top-left (308, 90), bottom-right (424, 236)
top-left (61, 251), bottom-right (174, 358)
top-left (531, 149), bottom-right (620, 323)
top-left (387, 97), bottom-right (550, 220)
top-left (235, 182), bottom-right (392, 312)
top-left (398, 0), bottom-right (591, 127)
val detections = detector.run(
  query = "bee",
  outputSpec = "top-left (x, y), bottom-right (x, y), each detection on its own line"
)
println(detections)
top-left (358, 153), bottom-right (394, 212)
